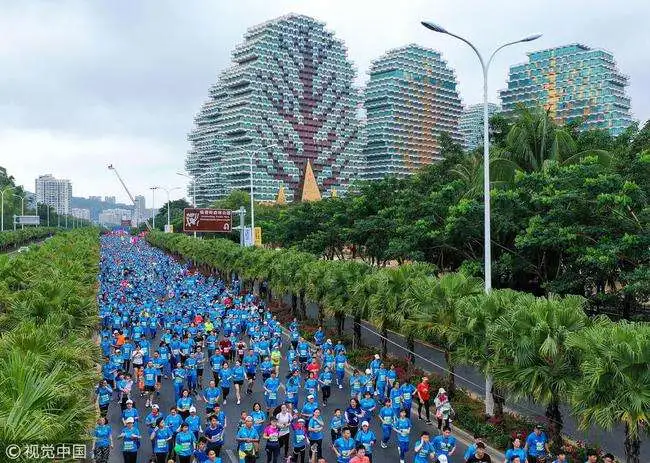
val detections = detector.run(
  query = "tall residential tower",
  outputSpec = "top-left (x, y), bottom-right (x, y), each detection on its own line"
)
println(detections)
top-left (459, 103), bottom-right (500, 151)
top-left (187, 14), bottom-right (363, 204)
top-left (363, 44), bottom-right (463, 180)
top-left (499, 44), bottom-right (632, 135)
top-left (35, 174), bottom-right (72, 215)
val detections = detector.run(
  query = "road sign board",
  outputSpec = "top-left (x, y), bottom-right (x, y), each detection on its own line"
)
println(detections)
top-left (14, 215), bottom-right (40, 225)
top-left (121, 219), bottom-right (132, 227)
top-left (183, 208), bottom-right (232, 233)
top-left (254, 226), bottom-right (262, 246)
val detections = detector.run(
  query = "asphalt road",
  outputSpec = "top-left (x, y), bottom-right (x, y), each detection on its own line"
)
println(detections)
top-left (104, 332), bottom-right (475, 463)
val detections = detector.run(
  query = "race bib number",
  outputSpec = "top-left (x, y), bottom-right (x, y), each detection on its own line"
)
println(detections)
top-left (296, 435), bottom-right (305, 443)
top-left (123, 441), bottom-right (135, 451)
top-left (403, 393), bottom-right (411, 400)
top-left (536, 442), bottom-right (544, 452)
top-left (100, 394), bottom-right (110, 403)
top-left (382, 417), bottom-right (392, 425)
top-left (156, 439), bottom-right (167, 449)
top-left (146, 374), bottom-right (154, 381)
top-left (268, 392), bottom-right (277, 400)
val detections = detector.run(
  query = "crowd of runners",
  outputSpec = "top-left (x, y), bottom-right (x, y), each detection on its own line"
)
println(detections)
top-left (92, 233), bottom-right (589, 463)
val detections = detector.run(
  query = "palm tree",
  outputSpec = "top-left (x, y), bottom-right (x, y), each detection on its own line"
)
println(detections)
top-left (505, 105), bottom-right (611, 172)
top-left (322, 261), bottom-right (371, 337)
top-left (406, 272), bottom-right (482, 395)
top-left (490, 294), bottom-right (588, 451)
top-left (347, 272), bottom-right (378, 348)
top-left (367, 265), bottom-right (430, 359)
top-left (456, 289), bottom-right (523, 418)
top-left (568, 319), bottom-right (650, 463)
top-left (304, 260), bottom-right (332, 326)
top-left (450, 150), bottom-right (518, 198)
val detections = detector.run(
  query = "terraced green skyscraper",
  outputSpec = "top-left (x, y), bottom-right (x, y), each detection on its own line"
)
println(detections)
top-left (187, 14), bottom-right (363, 204)
top-left (500, 44), bottom-right (632, 135)
top-left (363, 44), bottom-right (463, 180)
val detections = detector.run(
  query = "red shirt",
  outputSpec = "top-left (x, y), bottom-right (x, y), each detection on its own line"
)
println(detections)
top-left (417, 382), bottom-right (430, 401)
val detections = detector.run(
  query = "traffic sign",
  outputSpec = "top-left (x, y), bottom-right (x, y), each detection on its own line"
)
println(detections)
top-left (14, 215), bottom-right (40, 226)
top-left (183, 208), bottom-right (232, 233)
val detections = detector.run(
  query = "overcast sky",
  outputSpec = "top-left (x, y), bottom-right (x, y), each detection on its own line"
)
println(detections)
top-left (1, 0), bottom-right (648, 205)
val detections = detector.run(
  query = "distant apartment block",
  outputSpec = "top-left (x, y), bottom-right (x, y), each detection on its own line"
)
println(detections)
top-left (363, 44), bottom-right (463, 180)
top-left (459, 103), bottom-right (500, 151)
top-left (35, 174), bottom-right (72, 215)
top-left (70, 208), bottom-right (91, 221)
top-left (500, 44), bottom-right (632, 135)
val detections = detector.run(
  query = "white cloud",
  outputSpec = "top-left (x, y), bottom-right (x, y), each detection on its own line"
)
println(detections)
top-left (0, 129), bottom-right (187, 204)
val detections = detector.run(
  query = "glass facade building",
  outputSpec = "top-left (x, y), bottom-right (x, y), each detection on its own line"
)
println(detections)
top-left (459, 103), bottom-right (499, 152)
top-left (362, 44), bottom-right (462, 180)
top-left (186, 14), bottom-right (363, 204)
top-left (500, 44), bottom-right (632, 135)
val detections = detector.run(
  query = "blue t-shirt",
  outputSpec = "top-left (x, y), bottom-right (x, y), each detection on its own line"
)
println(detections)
top-left (152, 427), bottom-right (172, 453)
top-left (236, 426), bottom-right (259, 452)
top-left (394, 417), bottom-right (411, 442)
top-left (204, 424), bottom-right (224, 444)
top-left (526, 432), bottom-right (548, 457)
top-left (379, 406), bottom-right (395, 427)
top-left (121, 427), bottom-right (140, 452)
top-left (175, 430), bottom-right (196, 456)
top-left (356, 429), bottom-right (376, 454)
top-left (308, 416), bottom-right (325, 440)
top-left (506, 447), bottom-right (527, 463)
top-left (414, 439), bottom-right (435, 462)
top-left (333, 437), bottom-right (356, 463)
top-left (432, 435), bottom-right (457, 456)
top-left (94, 424), bottom-right (112, 448)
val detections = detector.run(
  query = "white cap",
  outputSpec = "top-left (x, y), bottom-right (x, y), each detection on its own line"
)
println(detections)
top-left (361, 421), bottom-right (369, 427)
top-left (374, 354), bottom-right (380, 359)
top-left (125, 417), bottom-right (134, 424)
top-left (307, 394), bottom-right (314, 399)
top-left (189, 406), bottom-right (196, 412)
top-left (365, 369), bottom-right (371, 375)
top-left (152, 404), bottom-right (159, 410)
top-left (126, 399), bottom-right (133, 404)
top-left (438, 388), bottom-right (446, 394)
top-left (438, 456), bottom-right (449, 463)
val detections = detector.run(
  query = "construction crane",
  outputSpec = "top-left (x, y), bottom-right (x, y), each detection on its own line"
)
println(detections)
top-left (107, 164), bottom-right (152, 231)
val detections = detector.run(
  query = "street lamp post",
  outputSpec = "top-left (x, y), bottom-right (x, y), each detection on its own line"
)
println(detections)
top-left (421, 21), bottom-right (541, 416)
top-left (159, 186), bottom-right (181, 229)
top-left (0, 187), bottom-right (14, 232)
top-left (421, 21), bottom-right (541, 293)
top-left (13, 194), bottom-right (25, 230)
top-left (247, 144), bottom-right (277, 235)
top-left (176, 171), bottom-right (212, 238)
top-left (149, 186), bottom-right (159, 229)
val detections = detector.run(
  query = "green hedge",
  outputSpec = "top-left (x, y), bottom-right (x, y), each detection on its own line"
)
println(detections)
top-left (0, 227), bottom-right (59, 252)
top-left (0, 229), bottom-right (100, 445)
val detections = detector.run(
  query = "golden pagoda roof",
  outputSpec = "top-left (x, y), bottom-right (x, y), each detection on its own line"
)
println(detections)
top-left (275, 185), bottom-right (287, 205)
top-left (301, 160), bottom-right (321, 202)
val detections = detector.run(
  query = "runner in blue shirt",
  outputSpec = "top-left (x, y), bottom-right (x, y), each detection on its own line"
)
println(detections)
top-left (525, 426), bottom-right (549, 462)
top-left (318, 366), bottom-right (334, 406)
top-left (359, 391), bottom-right (378, 421)
top-left (356, 421), bottom-right (377, 459)
top-left (204, 415), bottom-right (224, 456)
top-left (232, 360), bottom-right (246, 405)
top-left (95, 380), bottom-right (113, 418)
top-left (175, 422), bottom-right (197, 462)
top-left (432, 426), bottom-right (457, 460)
top-left (118, 417), bottom-right (140, 461)
top-left (394, 408), bottom-right (412, 463)
top-left (185, 407), bottom-right (203, 439)
top-left (263, 371), bottom-right (282, 411)
top-left (150, 419), bottom-right (172, 462)
top-left (504, 436), bottom-right (526, 463)
top-left (308, 409), bottom-right (326, 459)
top-left (414, 431), bottom-right (436, 463)
top-left (219, 362), bottom-right (233, 405)
top-left (400, 381), bottom-right (417, 412)
top-left (378, 398), bottom-right (396, 447)
top-left (250, 402), bottom-right (267, 437)
top-left (91, 417), bottom-right (113, 463)
top-left (202, 380), bottom-right (221, 414)
top-left (236, 417), bottom-right (260, 463)
top-left (172, 362), bottom-right (187, 400)
top-left (332, 427), bottom-right (356, 463)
